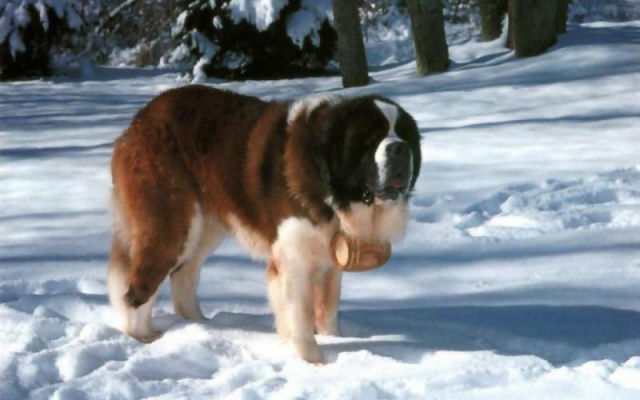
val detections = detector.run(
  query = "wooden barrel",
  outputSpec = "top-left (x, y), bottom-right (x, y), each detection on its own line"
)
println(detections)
top-left (330, 232), bottom-right (391, 272)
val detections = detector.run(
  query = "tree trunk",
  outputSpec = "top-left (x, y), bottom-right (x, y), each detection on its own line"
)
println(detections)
top-left (556, 0), bottom-right (569, 34)
top-left (509, 0), bottom-right (558, 57)
top-left (479, 0), bottom-right (508, 41)
top-left (407, 0), bottom-right (449, 76)
top-left (332, 0), bottom-right (368, 88)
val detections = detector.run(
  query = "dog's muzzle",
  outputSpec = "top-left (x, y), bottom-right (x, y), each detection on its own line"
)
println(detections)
top-left (375, 141), bottom-right (412, 201)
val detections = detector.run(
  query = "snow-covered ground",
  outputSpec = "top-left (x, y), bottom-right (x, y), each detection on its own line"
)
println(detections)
top-left (1, 21), bottom-right (640, 399)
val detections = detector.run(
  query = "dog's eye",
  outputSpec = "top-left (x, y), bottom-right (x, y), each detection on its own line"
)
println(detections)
top-left (365, 134), bottom-right (381, 148)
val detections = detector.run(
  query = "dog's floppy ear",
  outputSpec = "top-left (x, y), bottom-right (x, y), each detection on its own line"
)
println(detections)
top-left (397, 110), bottom-right (421, 191)
top-left (284, 103), bottom-right (335, 223)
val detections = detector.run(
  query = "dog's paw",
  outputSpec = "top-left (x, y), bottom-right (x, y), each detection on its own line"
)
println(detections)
top-left (295, 339), bottom-right (326, 364)
top-left (130, 330), bottom-right (162, 343)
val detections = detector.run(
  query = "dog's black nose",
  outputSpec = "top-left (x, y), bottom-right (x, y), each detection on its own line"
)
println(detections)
top-left (387, 141), bottom-right (410, 157)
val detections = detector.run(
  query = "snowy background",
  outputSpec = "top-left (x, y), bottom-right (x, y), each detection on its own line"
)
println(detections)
top-left (2, 4), bottom-right (640, 400)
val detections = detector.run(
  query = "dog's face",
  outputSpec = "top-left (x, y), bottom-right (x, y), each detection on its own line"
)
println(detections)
top-left (325, 97), bottom-right (421, 209)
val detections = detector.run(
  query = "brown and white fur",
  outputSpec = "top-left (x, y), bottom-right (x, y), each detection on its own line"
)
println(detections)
top-left (108, 85), bottom-right (421, 363)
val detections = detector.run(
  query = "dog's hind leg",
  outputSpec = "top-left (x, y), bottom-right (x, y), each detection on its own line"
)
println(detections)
top-left (109, 135), bottom-right (200, 341)
top-left (108, 200), bottom-right (197, 340)
top-left (108, 235), bottom-right (160, 342)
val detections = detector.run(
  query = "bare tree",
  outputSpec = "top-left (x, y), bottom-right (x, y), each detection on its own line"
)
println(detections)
top-left (406, 0), bottom-right (449, 76)
top-left (556, 0), bottom-right (569, 34)
top-left (332, 0), bottom-right (368, 87)
top-left (508, 0), bottom-right (558, 57)
top-left (479, 0), bottom-right (508, 41)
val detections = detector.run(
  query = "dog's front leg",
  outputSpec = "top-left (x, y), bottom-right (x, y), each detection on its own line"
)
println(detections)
top-left (314, 267), bottom-right (341, 336)
top-left (286, 267), bottom-right (325, 363)
top-left (268, 255), bottom-right (325, 364)
top-left (270, 218), bottom-right (330, 364)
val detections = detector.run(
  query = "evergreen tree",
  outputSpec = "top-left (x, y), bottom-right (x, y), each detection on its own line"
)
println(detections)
top-left (0, 0), bottom-right (81, 80)
top-left (173, 0), bottom-right (336, 80)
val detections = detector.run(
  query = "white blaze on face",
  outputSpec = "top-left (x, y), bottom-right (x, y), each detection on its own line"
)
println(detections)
top-left (373, 100), bottom-right (404, 188)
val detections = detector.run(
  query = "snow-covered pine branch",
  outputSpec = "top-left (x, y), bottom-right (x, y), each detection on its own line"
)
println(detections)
top-left (0, 0), bottom-right (81, 79)
top-left (172, 0), bottom-right (336, 80)
top-left (96, 0), bottom-right (137, 34)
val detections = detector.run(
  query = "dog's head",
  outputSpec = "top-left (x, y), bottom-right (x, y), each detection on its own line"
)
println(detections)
top-left (286, 95), bottom-right (421, 241)
top-left (323, 96), bottom-right (421, 208)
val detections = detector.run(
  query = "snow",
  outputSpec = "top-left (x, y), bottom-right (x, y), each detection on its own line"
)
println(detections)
top-left (225, 0), bottom-right (333, 51)
top-left (1, 20), bottom-right (640, 400)
top-left (189, 31), bottom-right (221, 80)
top-left (191, 30), bottom-right (220, 60)
top-left (228, 0), bottom-right (289, 32)
top-left (13, 1), bottom-right (29, 26)
top-left (173, 9), bottom-right (188, 35)
top-left (63, 3), bottom-right (81, 29)
top-left (8, 29), bottom-right (23, 57)
top-left (34, 1), bottom-right (47, 31)
top-left (570, 0), bottom-right (640, 22)
top-left (361, 4), bottom-right (415, 67)
top-left (168, 43), bottom-right (190, 64)
top-left (213, 15), bottom-right (223, 30)
top-left (286, 0), bottom-right (332, 48)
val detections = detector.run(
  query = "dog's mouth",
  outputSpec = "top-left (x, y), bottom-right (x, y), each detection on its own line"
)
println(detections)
top-left (361, 162), bottom-right (410, 205)
top-left (361, 178), bottom-right (407, 204)
top-left (375, 174), bottom-right (408, 201)
top-left (375, 186), bottom-right (403, 201)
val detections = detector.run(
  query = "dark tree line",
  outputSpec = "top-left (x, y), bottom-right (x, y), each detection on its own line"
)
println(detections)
top-left (333, 0), bottom-right (571, 88)
top-left (478, 0), bottom-right (570, 56)
top-left (479, 0), bottom-right (508, 41)
top-left (1, 0), bottom-right (572, 81)
top-left (333, 0), bottom-right (450, 88)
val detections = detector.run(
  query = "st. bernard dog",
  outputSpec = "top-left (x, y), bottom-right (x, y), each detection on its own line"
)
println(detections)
top-left (108, 85), bottom-right (420, 363)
